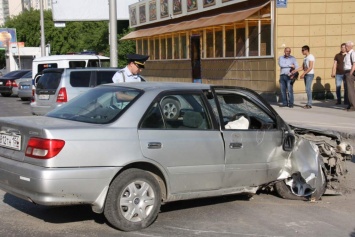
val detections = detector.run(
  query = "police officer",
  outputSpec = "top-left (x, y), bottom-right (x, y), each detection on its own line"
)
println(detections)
top-left (112, 54), bottom-right (149, 83)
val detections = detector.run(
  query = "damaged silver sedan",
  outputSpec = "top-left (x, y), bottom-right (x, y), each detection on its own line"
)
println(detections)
top-left (0, 82), bottom-right (352, 231)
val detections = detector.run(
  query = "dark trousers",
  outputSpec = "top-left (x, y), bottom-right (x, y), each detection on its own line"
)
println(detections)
top-left (345, 72), bottom-right (355, 108)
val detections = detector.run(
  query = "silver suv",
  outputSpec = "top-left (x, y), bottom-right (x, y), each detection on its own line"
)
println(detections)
top-left (30, 68), bottom-right (118, 115)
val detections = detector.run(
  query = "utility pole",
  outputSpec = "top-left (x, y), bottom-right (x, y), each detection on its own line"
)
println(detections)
top-left (40, 0), bottom-right (46, 57)
top-left (109, 0), bottom-right (118, 67)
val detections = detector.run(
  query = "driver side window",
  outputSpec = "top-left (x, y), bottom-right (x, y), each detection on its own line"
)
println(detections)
top-left (215, 94), bottom-right (276, 130)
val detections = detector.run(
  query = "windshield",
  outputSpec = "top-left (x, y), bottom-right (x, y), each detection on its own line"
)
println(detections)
top-left (47, 86), bottom-right (143, 124)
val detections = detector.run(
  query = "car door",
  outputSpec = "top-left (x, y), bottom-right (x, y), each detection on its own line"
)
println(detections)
top-left (209, 88), bottom-right (289, 188)
top-left (138, 91), bottom-right (225, 194)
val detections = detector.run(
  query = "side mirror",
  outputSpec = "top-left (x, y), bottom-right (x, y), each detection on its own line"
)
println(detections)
top-left (283, 134), bottom-right (295, 151)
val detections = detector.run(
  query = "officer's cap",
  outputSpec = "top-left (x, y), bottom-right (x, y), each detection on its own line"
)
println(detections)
top-left (127, 53), bottom-right (149, 68)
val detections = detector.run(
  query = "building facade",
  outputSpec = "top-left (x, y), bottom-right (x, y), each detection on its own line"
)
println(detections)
top-left (0, 0), bottom-right (52, 26)
top-left (123, 0), bottom-right (355, 100)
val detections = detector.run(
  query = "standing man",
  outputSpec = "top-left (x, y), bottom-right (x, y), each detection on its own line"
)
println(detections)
top-left (343, 41), bottom-right (355, 112)
top-left (278, 47), bottom-right (298, 108)
top-left (293, 45), bottom-right (315, 109)
top-left (112, 53), bottom-right (149, 83)
top-left (331, 43), bottom-right (348, 105)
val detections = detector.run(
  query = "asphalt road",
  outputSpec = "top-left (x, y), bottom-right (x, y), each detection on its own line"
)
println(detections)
top-left (1, 95), bottom-right (355, 237)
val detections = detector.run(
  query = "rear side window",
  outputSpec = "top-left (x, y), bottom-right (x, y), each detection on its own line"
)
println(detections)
top-left (97, 71), bottom-right (116, 85)
top-left (87, 59), bottom-right (110, 67)
top-left (37, 63), bottom-right (57, 73)
top-left (69, 61), bottom-right (86, 68)
top-left (36, 72), bottom-right (62, 89)
top-left (69, 71), bottom-right (91, 87)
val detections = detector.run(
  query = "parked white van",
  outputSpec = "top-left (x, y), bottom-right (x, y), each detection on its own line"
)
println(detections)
top-left (32, 55), bottom-right (110, 77)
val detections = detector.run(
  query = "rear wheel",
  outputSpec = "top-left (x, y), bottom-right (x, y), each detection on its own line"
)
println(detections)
top-left (1, 92), bottom-right (12, 97)
top-left (104, 169), bottom-right (161, 231)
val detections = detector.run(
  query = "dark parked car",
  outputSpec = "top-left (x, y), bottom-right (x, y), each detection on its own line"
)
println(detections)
top-left (0, 69), bottom-right (32, 97)
top-left (0, 82), bottom-right (352, 231)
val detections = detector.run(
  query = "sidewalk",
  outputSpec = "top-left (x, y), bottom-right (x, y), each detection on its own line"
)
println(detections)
top-left (270, 99), bottom-right (355, 146)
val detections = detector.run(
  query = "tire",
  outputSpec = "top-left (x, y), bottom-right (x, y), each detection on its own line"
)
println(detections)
top-left (274, 169), bottom-right (326, 201)
top-left (20, 97), bottom-right (31, 101)
top-left (274, 179), bottom-right (308, 201)
top-left (161, 98), bottom-right (181, 120)
top-left (104, 169), bottom-right (161, 231)
top-left (1, 92), bottom-right (12, 97)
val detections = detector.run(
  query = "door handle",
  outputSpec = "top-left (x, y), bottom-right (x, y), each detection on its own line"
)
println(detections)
top-left (148, 142), bottom-right (162, 149)
top-left (229, 142), bottom-right (243, 149)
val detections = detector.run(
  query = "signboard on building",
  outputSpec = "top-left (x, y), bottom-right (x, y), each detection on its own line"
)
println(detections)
top-left (52, 0), bottom-right (137, 21)
top-left (0, 28), bottom-right (17, 49)
top-left (276, 0), bottom-right (287, 8)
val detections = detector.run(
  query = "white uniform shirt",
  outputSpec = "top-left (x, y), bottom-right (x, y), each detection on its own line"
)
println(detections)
top-left (344, 49), bottom-right (355, 70)
top-left (303, 54), bottom-right (315, 74)
top-left (112, 66), bottom-right (142, 83)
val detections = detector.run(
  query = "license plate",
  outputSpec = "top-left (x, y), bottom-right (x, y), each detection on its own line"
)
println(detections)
top-left (21, 85), bottom-right (30, 89)
top-left (0, 133), bottom-right (21, 150)
top-left (39, 94), bottom-right (50, 100)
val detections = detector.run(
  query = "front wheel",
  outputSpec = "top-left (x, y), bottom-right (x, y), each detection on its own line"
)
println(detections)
top-left (104, 169), bottom-right (161, 231)
top-left (274, 169), bottom-right (326, 201)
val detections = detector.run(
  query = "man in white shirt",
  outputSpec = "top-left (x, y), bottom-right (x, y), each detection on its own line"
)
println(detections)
top-left (112, 54), bottom-right (149, 83)
top-left (292, 45), bottom-right (315, 109)
top-left (343, 41), bottom-right (355, 111)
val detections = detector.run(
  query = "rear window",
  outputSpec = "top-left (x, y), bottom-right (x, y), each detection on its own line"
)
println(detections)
top-left (47, 86), bottom-right (143, 124)
top-left (3, 70), bottom-right (31, 77)
top-left (69, 71), bottom-right (91, 87)
top-left (97, 71), bottom-right (116, 85)
top-left (38, 63), bottom-right (58, 73)
top-left (36, 72), bottom-right (62, 90)
top-left (21, 71), bottom-right (33, 78)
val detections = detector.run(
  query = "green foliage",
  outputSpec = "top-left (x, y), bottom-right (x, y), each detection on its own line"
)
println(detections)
top-left (1, 9), bottom-right (134, 67)
top-left (117, 28), bottom-right (136, 68)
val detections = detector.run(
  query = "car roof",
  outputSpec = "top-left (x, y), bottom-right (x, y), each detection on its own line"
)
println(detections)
top-left (41, 67), bottom-right (119, 73)
top-left (105, 82), bottom-right (212, 91)
top-left (33, 55), bottom-right (110, 62)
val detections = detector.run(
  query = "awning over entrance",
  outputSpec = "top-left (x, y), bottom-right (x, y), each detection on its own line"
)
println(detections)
top-left (121, 2), bottom-right (269, 40)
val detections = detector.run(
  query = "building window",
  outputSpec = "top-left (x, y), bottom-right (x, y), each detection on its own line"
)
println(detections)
top-left (143, 39), bottom-right (148, 56)
top-left (154, 38), bottom-right (159, 59)
top-left (137, 39), bottom-right (142, 54)
top-left (225, 25), bottom-right (235, 57)
top-left (181, 33), bottom-right (187, 59)
top-left (149, 39), bottom-right (155, 60)
top-left (236, 26), bottom-right (246, 57)
top-left (167, 36), bottom-right (172, 59)
top-left (174, 34), bottom-right (180, 59)
top-left (161, 37), bottom-right (166, 59)
top-left (215, 27), bottom-right (223, 58)
top-left (261, 22), bottom-right (271, 56)
top-left (248, 23), bottom-right (258, 56)
top-left (206, 29), bottom-right (213, 58)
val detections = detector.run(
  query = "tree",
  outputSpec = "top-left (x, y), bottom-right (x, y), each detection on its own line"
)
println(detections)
top-left (117, 28), bottom-right (136, 68)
